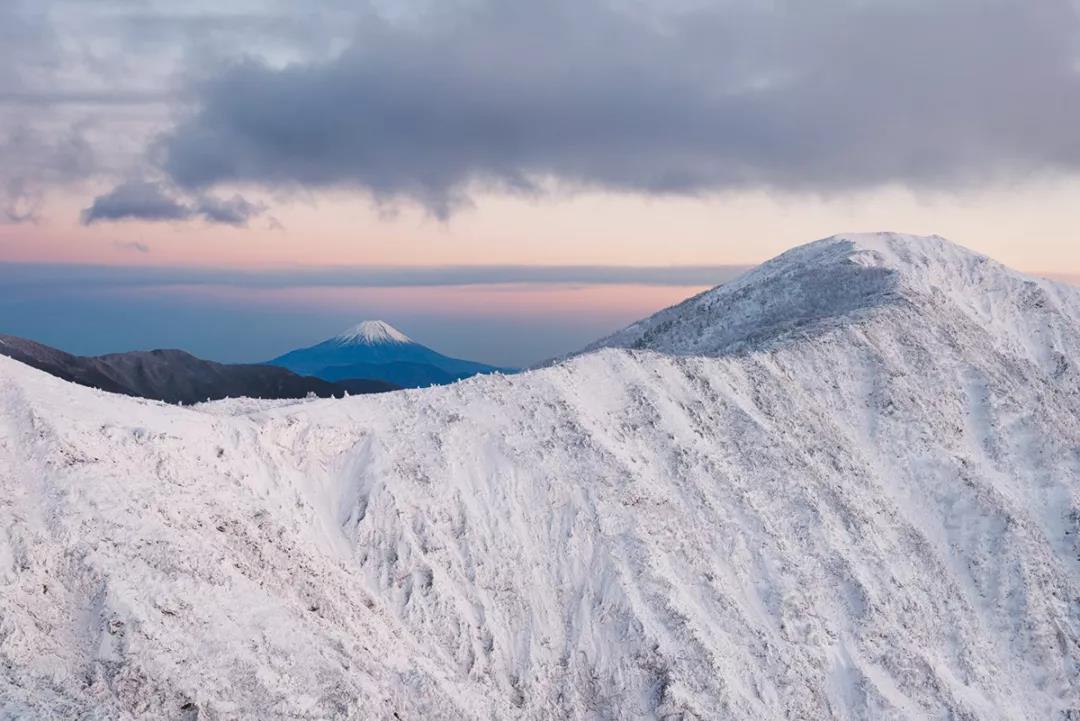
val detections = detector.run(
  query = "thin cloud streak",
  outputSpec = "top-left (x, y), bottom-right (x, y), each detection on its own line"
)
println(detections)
top-left (112, 240), bottom-right (151, 254)
top-left (0, 262), bottom-right (748, 290)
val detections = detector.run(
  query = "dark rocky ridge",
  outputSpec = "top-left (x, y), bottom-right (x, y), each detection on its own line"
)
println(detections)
top-left (0, 335), bottom-right (398, 403)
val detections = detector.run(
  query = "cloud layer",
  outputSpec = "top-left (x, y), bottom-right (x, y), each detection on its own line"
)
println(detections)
top-left (156, 0), bottom-right (1080, 216)
top-left (5, 1), bottom-right (1080, 222)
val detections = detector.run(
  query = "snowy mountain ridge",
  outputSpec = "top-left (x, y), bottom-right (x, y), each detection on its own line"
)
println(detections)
top-left (586, 232), bottom-right (1080, 376)
top-left (2, 233), bottom-right (1078, 720)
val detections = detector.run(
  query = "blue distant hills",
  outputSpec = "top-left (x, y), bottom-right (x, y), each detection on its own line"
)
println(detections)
top-left (268, 320), bottom-right (514, 388)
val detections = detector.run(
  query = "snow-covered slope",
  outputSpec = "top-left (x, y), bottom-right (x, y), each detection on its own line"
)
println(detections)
top-left (584, 232), bottom-right (1080, 375)
top-left (333, 320), bottom-right (414, 345)
top-left (2, 233), bottom-right (1079, 720)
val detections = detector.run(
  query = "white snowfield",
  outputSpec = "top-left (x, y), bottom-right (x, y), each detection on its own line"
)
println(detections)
top-left (332, 320), bottom-right (414, 346)
top-left (1, 233), bottom-right (1078, 720)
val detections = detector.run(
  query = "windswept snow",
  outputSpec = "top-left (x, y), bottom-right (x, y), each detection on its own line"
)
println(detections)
top-left (585, 232), bottom-right (1080, 375)
top-left (1, 233), bottom-right (1078, 720)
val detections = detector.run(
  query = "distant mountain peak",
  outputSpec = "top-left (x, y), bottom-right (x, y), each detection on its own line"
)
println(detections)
top-left (332, 320), bottom-right (413, 346)
top-left (269, 319), bottom-right (509, 388)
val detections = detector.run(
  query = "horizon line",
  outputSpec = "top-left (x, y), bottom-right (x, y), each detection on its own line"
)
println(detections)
top-left (0, 262), bottom-right (751, 289)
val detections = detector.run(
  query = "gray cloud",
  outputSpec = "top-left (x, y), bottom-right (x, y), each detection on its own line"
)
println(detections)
top-left (82, 180), bottom-right (265, 226)
top-left (0, 0), bottom-right (169, 221)
top-left (195, 193), bottom-right (266, 226)
top-left (0, 0), bottom-right (351, 225)
top-left (81, 180), bottom-right (194, 224)
top-left (1, 114), bottom-right (97, 224)
top-left (4, 178), bottom-right (43, 224)
top-left (155, 0), bottom-right (1080, 216)
top-left (6, 0), bottom-right (1080, 223)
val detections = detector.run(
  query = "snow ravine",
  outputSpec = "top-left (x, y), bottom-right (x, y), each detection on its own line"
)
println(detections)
top-left (1, 233), bottom-right (1078, 720)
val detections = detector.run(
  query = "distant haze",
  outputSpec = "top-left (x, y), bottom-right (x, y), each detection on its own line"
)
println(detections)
top-left (0, 262), bottom-right (741, 367)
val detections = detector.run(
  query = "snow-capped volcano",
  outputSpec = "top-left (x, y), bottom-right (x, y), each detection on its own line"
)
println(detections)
top-left (2, 233), bottom-right (1078, 720)
top-left (331, 320), bottom-right (414, 346)
top-left (268, 320), bottom-right (512, 388)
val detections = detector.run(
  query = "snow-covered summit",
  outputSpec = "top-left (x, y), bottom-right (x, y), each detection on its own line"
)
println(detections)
top-left (585, 232), bottom-right (1080, 372)
top-left (331, 320), bottom-right (413, 346)
top-left (762, 231), bottom-right (1006, 296)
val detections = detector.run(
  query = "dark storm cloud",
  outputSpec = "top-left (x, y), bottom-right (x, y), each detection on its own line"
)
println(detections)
top-left (81, 180), bottom-right (265, 226)
top-left (156, 0), bottom-right (1080, 216)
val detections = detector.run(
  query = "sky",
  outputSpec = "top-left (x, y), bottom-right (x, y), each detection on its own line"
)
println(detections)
top-left (2, 0), bottom-right (1080, 366)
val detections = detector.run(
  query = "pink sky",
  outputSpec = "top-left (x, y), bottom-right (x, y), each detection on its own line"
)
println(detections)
top-left (5, 183), bottom-right (1080, 274)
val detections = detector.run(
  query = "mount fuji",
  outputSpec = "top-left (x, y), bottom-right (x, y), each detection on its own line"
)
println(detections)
top-left (1, 233), bottom-right (1078, 720)
top-left (268, 320), bottom-right (513, 388)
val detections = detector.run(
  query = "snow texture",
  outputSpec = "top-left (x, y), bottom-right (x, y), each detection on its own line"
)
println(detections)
top-left (332, 321), bottom-right (414, 346)
top-left (1, 233), bottom-right (1078, 720)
